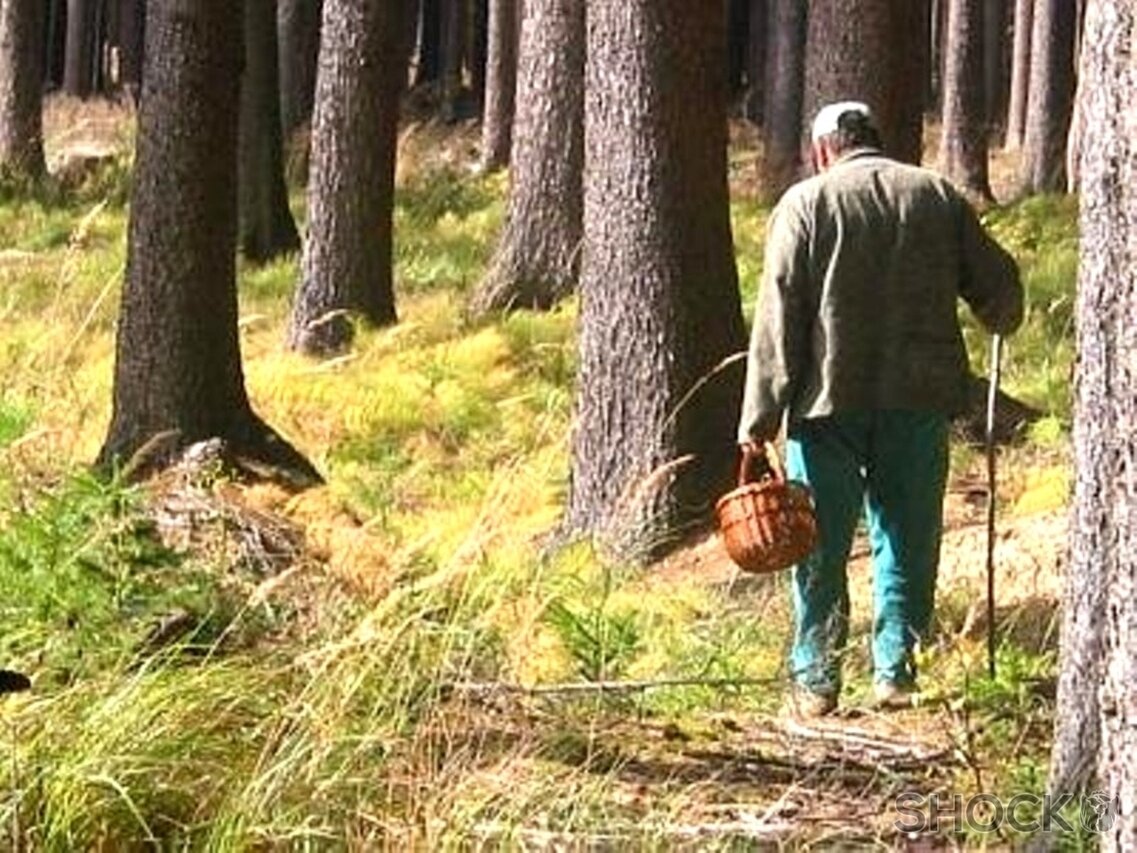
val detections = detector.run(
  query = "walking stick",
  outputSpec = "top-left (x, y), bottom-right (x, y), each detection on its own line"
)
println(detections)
top-left (985, 334), bottom-right (1003, 680)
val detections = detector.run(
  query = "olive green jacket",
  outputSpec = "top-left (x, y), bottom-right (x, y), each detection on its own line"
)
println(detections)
top-left (738, 150), bottom-right (1024, 444)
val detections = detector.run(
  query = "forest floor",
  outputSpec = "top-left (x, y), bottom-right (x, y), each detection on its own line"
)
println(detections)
top-left (0, 98), bottom-right (1083, 848)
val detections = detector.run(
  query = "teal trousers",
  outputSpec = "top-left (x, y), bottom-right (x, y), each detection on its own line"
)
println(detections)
top-left (784, 410), bottom-right (949, 694)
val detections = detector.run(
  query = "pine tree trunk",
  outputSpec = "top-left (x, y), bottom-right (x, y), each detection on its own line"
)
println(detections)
top-left (239, 0), bottom-right (301, 264)
top-left (0, 0), bottom-right (46, 180)
top-left (413, 0), bottom-right (441, 86)
top-left (1019, 0), bottom-right (1075, 193)
top-left (287, 0), bottom-right (406, 355)
top-left (440, 0), bottom-right (465, 120)
top-left (568, 0), bottom-right (747, 561)
top-left (743, 0), bottom-right (767, 123)
top-left (804, 0), bottom-right (930, 166)
top-left (467, 0), bottom-right (582, 315)
top-left (759, 0), bottom-right (806, 200)
top-left (479, 0), bottom-right (516, 171)
top-left (63, 0), bottom-right (95, 97)
top-left (97, 0), bottom-right (319, 487)
top-left (727, 0), bottom-right (748, 98)
top-left (983, 0), bottom-right (1009, 143)
top-left (278, 0), bottom-right (323, 135)
top-left (469, 0), bottom-right (488, 109)
top-left (1004, 0), bottom-right (1032, 150)
top-left (940, 0), bottom-right (992, 200)
top-left (1049, 8), bottom-right (1137, 837)
top-left (113, 0), bottom-right (144, 98)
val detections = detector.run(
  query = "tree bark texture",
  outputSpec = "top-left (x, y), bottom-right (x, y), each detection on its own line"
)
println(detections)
top-left (1049, 8), bottom-right (1137, 839)
top-left (467, 0), bottom-right (583, 314)
top-left (759, 0), bottom-right (806, 200)
top-left (239, 0), bottom-right (301, 264)
top-left (278, 0), bottom-right (323, 134)
top-left (0, 0), bottom-right (46, 179)
top-left (568, 0), bottom-right (747, 561)
top-left (804, 0), bottom-right (930, 166)
top-left (1005, 0), bottom-right (1033, 150)
top-left (1019, 0), bottom-right (1075, 193)
top-left (743, 0), bottom-right (767, 123)
top-left (479, 0), bottom-right (516, 171)
top-left (98, 0), bottom-right (319, 487)
top-left (940, 0), bottom-right (992, 200)
top-left (63, 0), bottom-right (96, 97)
top-left (288, 0), bottom-right (407, 355)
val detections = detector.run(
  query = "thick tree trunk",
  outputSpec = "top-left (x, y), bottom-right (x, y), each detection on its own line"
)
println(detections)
top-left (743, 0), bottom-right (767, 123)
top-left (804, 0), bottom-right (930, 166)
top-left (63, 0), bottom-right (96, 97)
top-left (759, 0), bottom-right (807, 200)
top-left (1049, 8), bottom-right (1137, 835)
top-left (467, 0), bottom-right (583, 315)
top-left (287, 0), bottom-right (407, 355)
top-left (1004, 0), bottom-right (1032, 150)
top-left (479, 0), bottom-right (516, 171)
top-left (278, 0), bottom-right (323, 135)
top-left (239, 0), bottom-right (301, 264)
top-left (1019, 0), bottom-right (1075, 194)
top-left (568, 0), bottom-right (747, 561)
top-left (940, 0), bottom-right (992, 200)
top-left (97, 0), bottom-right (319, 488)
top-left (0, 0), bottom-right (46, 180)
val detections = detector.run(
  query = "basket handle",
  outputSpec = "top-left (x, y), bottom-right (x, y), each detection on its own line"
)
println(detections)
top-left (739, 441), bottom-right (785, 486)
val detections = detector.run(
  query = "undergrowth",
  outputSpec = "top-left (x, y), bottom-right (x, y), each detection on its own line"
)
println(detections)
top-left (0, 112), bottom-right (1079, 847)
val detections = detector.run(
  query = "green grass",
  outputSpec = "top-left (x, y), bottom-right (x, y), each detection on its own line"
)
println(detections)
top-left (0, 124), bottom-right (1080, 847)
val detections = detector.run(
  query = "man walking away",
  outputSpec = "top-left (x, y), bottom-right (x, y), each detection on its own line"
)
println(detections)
top-left (738, 101), bottom-right (1023, 717)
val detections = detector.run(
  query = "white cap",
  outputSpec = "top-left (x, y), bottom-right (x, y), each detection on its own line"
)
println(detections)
top-left (811, 101), bottom-right (873, 143)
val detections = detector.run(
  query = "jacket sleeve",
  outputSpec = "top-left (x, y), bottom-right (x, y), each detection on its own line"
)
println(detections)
top-left (738, 198), bottom-right (813, 445)
top-left (958, 200), bottom-right (1024, 335)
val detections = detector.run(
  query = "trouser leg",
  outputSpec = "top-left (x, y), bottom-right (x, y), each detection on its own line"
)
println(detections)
top-left (864, 411), bottom-right (950, 686)
top-left (785, 415), bottom-right (867, 694)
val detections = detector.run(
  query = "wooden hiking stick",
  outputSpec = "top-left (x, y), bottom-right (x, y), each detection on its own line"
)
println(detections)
top-left (985, 334), bottom-right (1003, 680)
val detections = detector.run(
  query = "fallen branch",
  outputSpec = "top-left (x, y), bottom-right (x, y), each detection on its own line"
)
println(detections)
top-left (446, 676), bottom-right (780, 697)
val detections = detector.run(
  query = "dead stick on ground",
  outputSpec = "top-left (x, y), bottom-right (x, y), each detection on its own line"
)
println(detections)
top-left (447, 676), bottom-right (779, 696)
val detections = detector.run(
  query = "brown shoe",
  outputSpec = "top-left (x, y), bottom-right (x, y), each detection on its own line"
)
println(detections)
top-left (872, 680), bottom-right (918, 710)
top-left (783, 684), bottom-right (838, 719)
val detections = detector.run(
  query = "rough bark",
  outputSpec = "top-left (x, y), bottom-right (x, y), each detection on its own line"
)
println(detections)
top-left (239, 0), bottom-right (301, 264)
top-left (0, 0), bottom-right (46, 180)
top-left (467, 0), bottom-right (583, 315)
top-left (278, 0), bottom-right (323, 135)
top-left (804, 0), bottom-right (930, 166)
top-left (287, 0), bottom-right (407, 355)
top-left (940, 0), bottom-right (992, 200)
top-left (1019, 0), bottom-right (1075, 194)
top-left (743, 0), bottom-right (767, 123)
top-left (1049, 8), bottom-right (1137, 836)
top-left (758, 0), bottom-right (806, 200)
top-left (63, 0), bottom-right (96, 97)
top-left (97, 0), bottom-right (320, 488)
top-left (1004, 0), bottom-right (1032, 150)
top-left (567, 0), bottom-right (747, 561)
top-left (479, 0), bottom-right (516, 171)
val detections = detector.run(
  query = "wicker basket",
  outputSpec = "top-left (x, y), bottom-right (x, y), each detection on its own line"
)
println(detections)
top-left (716, 443), bottom-right (818, 574)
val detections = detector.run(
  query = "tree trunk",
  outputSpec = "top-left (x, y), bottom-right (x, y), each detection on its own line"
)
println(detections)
top-left (239, 0), bottom-right (301, 264)
top-left (743, 0), bottom-right (767, 123)
top-left (758, 0), bottom-right (807, 200)
top-left (983, 0), bottom-right (1009, 143)
top-left (479, 0), bottom-right (516, 171)
top-left (1019, 0), bottom-right (1075, 194)
top-left (440, 0), bottom-right (465, 120)
top-left (0, 0), bottom-right (46, 180)
top-left (1049, 8), bottom-right (1137, 843)
top-left (467, 0), bottom-right (583, 315)
top-left (727, 0), bottom-right (748, 98)
top-left (44, 0), bottom-right (66, 89)
top-left (469, 0), bottom-right (488, 109)
top-left (804, 0), bottom-right (930, 166)
top-left (287, 0), bottom-right (407, 355)
top-left (413, 0), bottom-right (441, 86)
top-left (63, 0), bottom-right (96, 97)
top-left (568, 0), bottom-right (747, 561)
top-left (1004, 0), bottom-right (1032, 150)
top-left (278, 0), bottom-right (323, 135)
top-left (97, 0), bottom-right (319, 488)
top-left (940, 0), bottom-right (992, 200)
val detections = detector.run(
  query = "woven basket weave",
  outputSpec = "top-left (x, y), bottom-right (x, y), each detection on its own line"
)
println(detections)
top-left (716, 443), bottom-right (818, 574)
